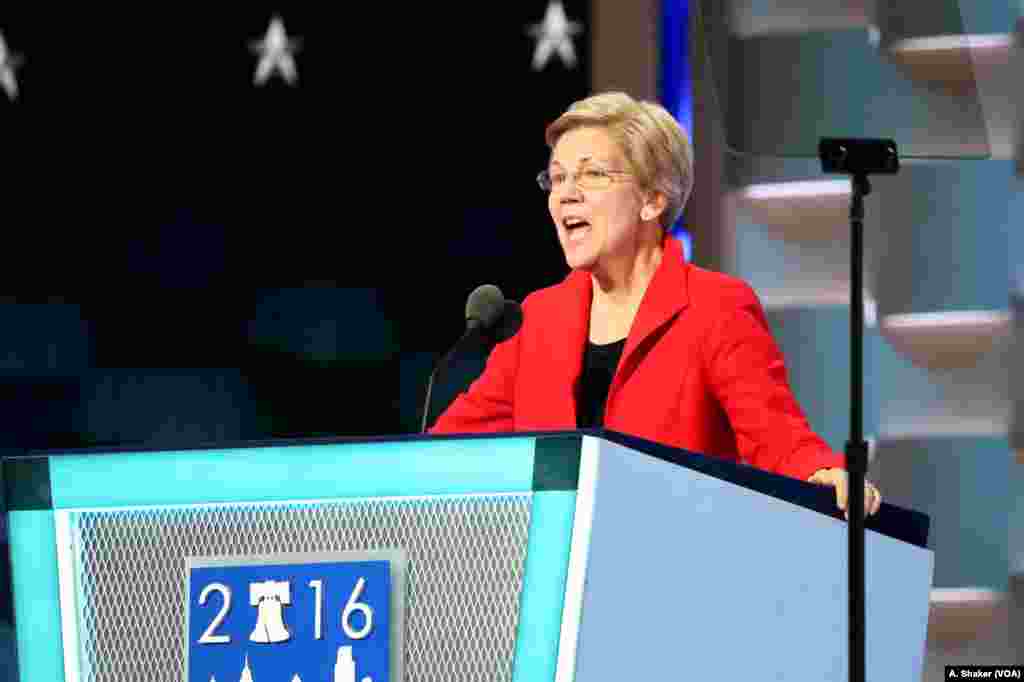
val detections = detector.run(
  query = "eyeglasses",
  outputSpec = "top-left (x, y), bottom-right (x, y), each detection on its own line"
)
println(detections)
top-left (536, 162), bottom-right (633, 193)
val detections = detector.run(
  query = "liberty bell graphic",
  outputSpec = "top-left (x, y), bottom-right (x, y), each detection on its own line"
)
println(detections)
top-left (248, 580), bottom-right (292, 643)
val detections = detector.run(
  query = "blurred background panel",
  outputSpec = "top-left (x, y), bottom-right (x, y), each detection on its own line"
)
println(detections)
top-left (693, 0), bottom-right (1022, 674)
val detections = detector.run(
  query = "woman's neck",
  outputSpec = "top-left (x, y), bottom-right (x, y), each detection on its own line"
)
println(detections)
top-left (590, 237), bottom-right (664, 310)
top-left (587, 235), bottom-right (664, 344)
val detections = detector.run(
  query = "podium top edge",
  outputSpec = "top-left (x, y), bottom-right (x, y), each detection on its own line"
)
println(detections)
top-left (2, 429), bottom-right (930, 550)
top-left (5, 428), bottom-right (594, 459)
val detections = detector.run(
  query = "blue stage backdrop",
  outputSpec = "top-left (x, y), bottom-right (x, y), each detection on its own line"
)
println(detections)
top-left (660, 0), bottom-right (694, 261)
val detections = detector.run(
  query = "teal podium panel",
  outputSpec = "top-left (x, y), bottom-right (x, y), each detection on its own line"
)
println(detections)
top-left (3, 430), bottom-right (931, 680)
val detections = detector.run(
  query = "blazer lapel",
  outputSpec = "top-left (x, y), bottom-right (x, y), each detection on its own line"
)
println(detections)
top-left (608, 238), bottom-right (691, 401)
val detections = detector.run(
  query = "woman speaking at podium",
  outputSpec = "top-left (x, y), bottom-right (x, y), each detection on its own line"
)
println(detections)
top-left (430, 91), bottom-right (880, 519)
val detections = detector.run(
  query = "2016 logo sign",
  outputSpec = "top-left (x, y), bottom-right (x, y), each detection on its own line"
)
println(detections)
top-left (185, 555), bottom-right (397, 682)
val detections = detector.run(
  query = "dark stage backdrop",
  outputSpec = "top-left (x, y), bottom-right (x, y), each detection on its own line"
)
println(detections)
top-left (0, 1), bottom-right (591, 450)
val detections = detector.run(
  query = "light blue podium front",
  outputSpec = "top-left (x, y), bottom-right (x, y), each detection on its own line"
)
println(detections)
top-left (3, 430), bottom-right (932, 680)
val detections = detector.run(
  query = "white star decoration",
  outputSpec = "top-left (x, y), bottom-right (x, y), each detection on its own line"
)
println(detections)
top-left (251, 16), bottom-right (300, 86)
top-left (527, 1), bottom-right (583, 71)
top-left (0, 30), bottom-right (23, 101)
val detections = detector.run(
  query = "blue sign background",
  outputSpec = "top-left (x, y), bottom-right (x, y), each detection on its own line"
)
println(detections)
top-left (188, 559), bottom-right (391, 682)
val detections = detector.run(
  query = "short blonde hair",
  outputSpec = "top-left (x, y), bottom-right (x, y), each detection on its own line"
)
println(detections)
top-left (545, 91), bottom-right (693, 231)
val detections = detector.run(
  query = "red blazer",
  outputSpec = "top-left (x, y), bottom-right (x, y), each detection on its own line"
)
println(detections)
top-left (430, 238), bottom-right (844, 481)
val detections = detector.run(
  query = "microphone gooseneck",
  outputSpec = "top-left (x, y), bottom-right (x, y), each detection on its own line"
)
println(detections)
top-left (420, 285), bottom-right (514, 433)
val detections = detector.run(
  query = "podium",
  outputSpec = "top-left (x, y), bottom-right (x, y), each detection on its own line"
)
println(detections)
top-left (3, 430), bottom-right (932, 680)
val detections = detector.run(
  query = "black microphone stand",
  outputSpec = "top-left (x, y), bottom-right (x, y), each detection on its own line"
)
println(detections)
top-left (846, 171), bottom-right (871, 682)
top-left (818, 137), bottom-right (899, 682)
top-left (420, 326), bottom-right (479, 433)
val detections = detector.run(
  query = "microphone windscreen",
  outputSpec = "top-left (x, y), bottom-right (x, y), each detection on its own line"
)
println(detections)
top-left (465, 284), bottom-right (505, 328)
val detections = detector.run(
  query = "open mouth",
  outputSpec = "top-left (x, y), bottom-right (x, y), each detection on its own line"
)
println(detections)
top-left (563, 217), bottom-right (590, 241)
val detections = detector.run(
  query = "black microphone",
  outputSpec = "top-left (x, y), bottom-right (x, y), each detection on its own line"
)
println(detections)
top-left (420, 285), bottom-right (519, 432)
top-left (464, 284), bottom-right (506, 333)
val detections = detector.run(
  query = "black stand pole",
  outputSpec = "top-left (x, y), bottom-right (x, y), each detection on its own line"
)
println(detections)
top-left (819, 137), bottom-right (898, 682)
top-left (420, 330), bottom-right (476, 433)
top-left (847, 173), bottom-right (871, 682)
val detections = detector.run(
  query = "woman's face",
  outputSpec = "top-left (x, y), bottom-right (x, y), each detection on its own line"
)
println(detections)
top-left (547, 126), bottom-right (646, 272)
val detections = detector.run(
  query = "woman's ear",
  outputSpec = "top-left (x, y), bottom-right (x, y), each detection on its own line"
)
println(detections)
top-left (641, 193), bottom-right (669, 222)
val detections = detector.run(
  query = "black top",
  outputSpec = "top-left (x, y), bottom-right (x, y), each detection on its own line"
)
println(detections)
top-left (576, 338), bottom-right (627, 428)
